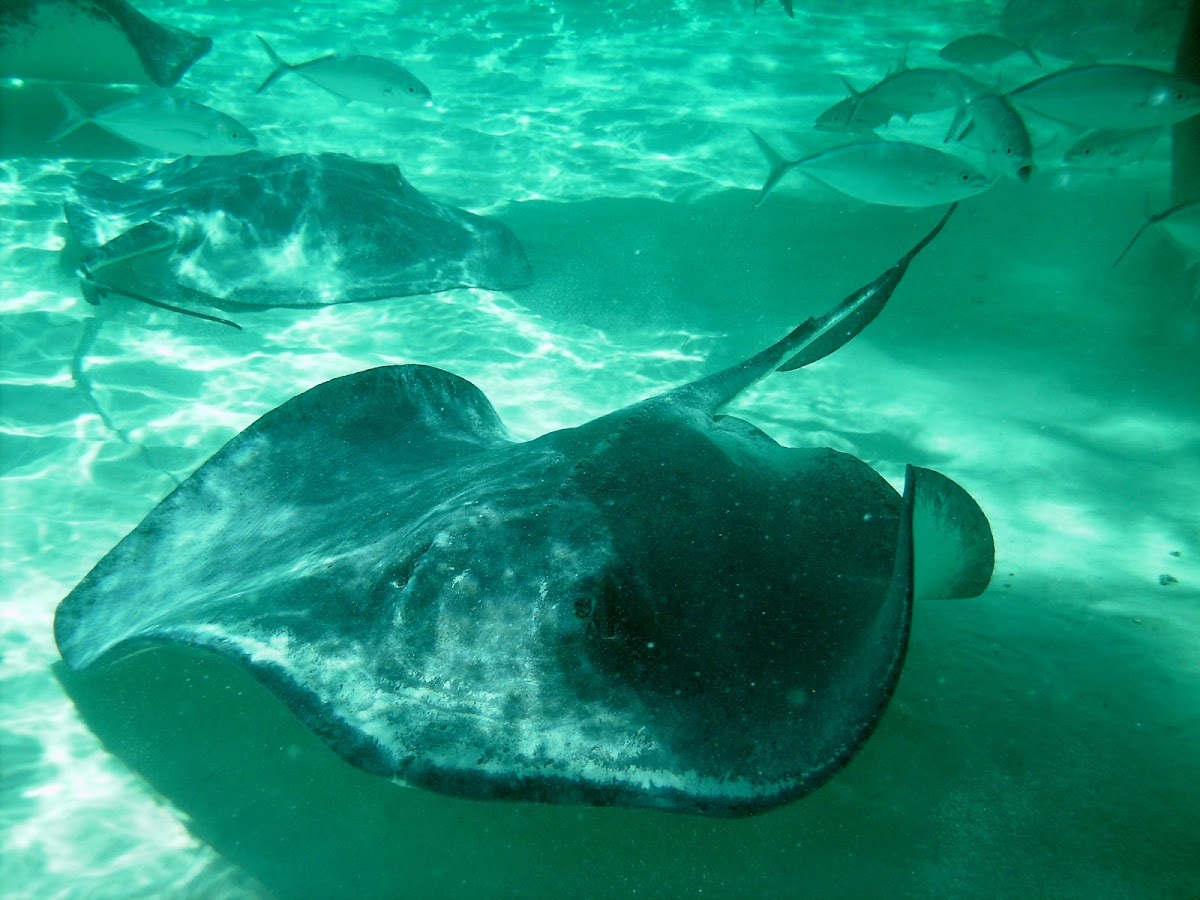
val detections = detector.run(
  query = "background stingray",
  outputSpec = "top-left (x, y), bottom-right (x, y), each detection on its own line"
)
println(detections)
top-left (0, 0), bottom-right (211, 86)
top-left (63, 150), bottom-right (534, 327)
top-left (54, 207), bottom-right (994, 818)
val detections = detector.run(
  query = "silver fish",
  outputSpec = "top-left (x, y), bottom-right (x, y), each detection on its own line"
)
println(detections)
top-left (815, 82), bottom-right (896, 133)
top-left (845, 66), bottom-right (987, 120)
top-left (939, 34), bottom-right (1040, 67)
top-left (750, 131), bottom-right (994, 208)
top-left (256, 35), bottom-right (432, 107)
top-left (50, 90), bottom-right (256, 156)
top-left (947, 93), bottom-right (1034, 182)
top-left (1008, 65), bottom-right (1200, 129)
top-left (1061, 127), bottom-right (1162, 169)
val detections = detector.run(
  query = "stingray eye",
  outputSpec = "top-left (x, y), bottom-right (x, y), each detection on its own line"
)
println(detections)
top-left (574, 597), bottom-right (593, 619)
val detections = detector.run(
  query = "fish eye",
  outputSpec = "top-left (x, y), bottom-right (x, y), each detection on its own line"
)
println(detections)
top-left (961, 172), bottom-right (971, 181)
top-left (1176, 90), bottom-right (1188, 102)
top-left (1005, 147), bottom-right (1013, 155)
top-left (1082, 147), bottom-right (1092, 155)
top-left (407, 85), bottom-right (416, 93)
top-left (573, 597), bottom-right (593, 619)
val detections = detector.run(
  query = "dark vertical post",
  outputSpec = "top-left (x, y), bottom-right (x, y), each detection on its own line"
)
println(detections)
top-left (1173, 0), bottom-right (1200, 202)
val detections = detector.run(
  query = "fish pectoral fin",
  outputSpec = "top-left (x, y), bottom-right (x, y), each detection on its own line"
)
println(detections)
top-left (945, 105), bottom-right (974, 143)
top-left (906, 465), bottom-right (995, 601)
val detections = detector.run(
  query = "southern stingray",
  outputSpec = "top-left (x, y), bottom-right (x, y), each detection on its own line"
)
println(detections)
top-left (64, 151), bottom-right (533, 328)
top-left (0, 0), bottom-right (211, 87)
top-left (54, 205), bottom-right (994, 817)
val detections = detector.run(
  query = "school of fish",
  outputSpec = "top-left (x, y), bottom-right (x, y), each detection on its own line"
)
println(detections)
top-left (32, 6), bottom-right (1200, 304)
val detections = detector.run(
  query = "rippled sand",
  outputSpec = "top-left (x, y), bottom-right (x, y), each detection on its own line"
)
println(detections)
top-left (2, 1), bottom-right (1197, 897)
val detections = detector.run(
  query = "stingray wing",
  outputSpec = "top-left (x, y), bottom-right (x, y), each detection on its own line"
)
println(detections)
top-left (55, 365), bottom-right (510, 677)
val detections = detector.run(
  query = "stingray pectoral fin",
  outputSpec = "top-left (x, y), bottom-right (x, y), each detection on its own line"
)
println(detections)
top-left (906, 464), bottom-right (995, 600)
top-left (54, 365), bottom-right (513, 672)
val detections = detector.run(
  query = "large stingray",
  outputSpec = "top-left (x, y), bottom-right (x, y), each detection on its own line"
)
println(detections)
top-left (64, 151), bottom-right (533, 328)
top-left (0, 0), bottom-right (211, 87)
top-left (54, 206), bottom-right (994, 817)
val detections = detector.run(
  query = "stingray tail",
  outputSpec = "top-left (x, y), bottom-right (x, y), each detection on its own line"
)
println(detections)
top-left (749, 130), bottom-right (798, 208)
top-left (255, 35), bottom-right (293, 94)
top-left (671, 205), bottom-right (955, 415)
top-left (80, 267), bottom-right (242, 330)
top-left (777, 203), bottom-right (956, 372)
top-left (71, 317), bottom-right (184, 489)
top-left (49, 89), bottom-right (92, 143)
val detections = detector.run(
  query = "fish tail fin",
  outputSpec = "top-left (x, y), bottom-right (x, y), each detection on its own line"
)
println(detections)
top-left (1113, 195), bottom-right (1162, 267)
top-left (255, 34), bottom-right (292, 93)
top-left (49, 88), bottom-right (90, 142)
top-left (748, 130), bottom-right (796, 208)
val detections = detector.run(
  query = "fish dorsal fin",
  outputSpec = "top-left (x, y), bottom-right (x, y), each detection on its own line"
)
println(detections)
top-left (906, 465), bottom-right (995, 600)
top-left (668, 204), bottom-right (956, 416)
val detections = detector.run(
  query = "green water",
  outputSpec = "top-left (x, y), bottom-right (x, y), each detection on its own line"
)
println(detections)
top-left (2, 1), bottom-right (1198, 897)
